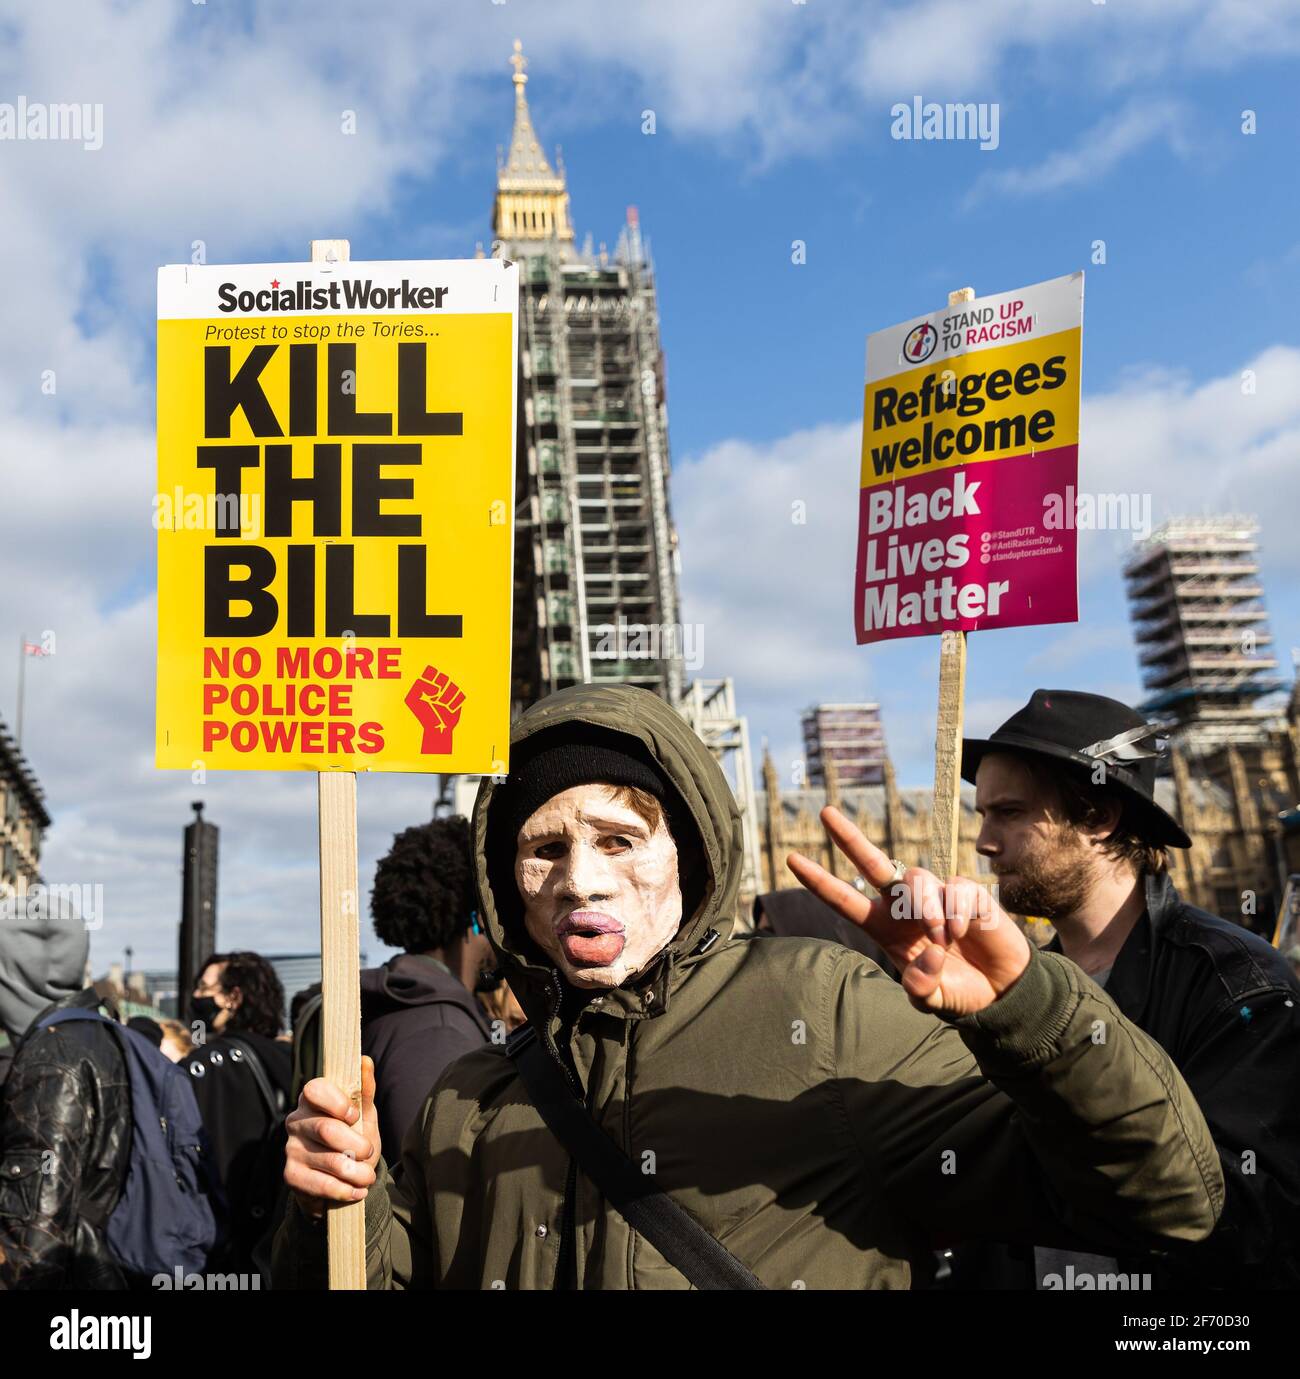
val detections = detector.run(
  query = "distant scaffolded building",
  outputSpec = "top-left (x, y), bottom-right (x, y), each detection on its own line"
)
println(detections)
top-left (1125, 516), bottom-right (1300, 935)
top-left (769, 704), bottom-right (995, 915)
top-left (0, 716), bottom-right (50, 893)
top-left (677, 679), bottom-right (763, 903)
top-left (760, 739), bottom-right (1300, 944)
top-left (1125, 516), bottom-right (1283, 749)
top-left (801, 703), bottom-right (887, 788)
top-left (488, 42), bottom-right (683, 712)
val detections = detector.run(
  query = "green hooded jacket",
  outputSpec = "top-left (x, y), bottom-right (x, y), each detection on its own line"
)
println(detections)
top-left (273, 683), bottom-right (1223, 1289)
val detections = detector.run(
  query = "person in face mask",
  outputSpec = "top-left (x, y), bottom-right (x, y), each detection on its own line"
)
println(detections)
top-left (275, 684), bottom-right (1226, 1291)
top-left (188, 968), bottom-right (231, 1034)
top-left (187, 951), bottom-right (292, 1280)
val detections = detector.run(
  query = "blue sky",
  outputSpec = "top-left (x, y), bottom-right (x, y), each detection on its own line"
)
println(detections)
top-left (2, 0), bottom-right (1299, 970)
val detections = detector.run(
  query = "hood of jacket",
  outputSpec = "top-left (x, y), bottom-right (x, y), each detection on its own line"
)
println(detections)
top-left (471, 683), bottom-right (743, 1033)
top-left (0, 892), bottom-right (89, 1039)
top-left (359, 953), bottom-right (486, 1024)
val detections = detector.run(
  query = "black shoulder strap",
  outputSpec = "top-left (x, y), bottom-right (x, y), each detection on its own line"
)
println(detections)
top-left (507, 1025), bottom-right (765, 1291)
top-left (223, 1037), bottom-right (287, 1120)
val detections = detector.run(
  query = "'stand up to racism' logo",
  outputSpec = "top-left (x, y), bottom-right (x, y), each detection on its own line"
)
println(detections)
top-left (902, 321), bottom-right (938, 364)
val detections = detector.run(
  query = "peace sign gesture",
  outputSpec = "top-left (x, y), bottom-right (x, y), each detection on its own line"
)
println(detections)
top-left (786, 806), bottom-right (1031, 1017)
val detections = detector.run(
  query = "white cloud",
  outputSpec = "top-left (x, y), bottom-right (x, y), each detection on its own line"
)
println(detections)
top-left (856, 0), bottom-right (1096, 95)
top-left (966, 98), bottom-right (1195, 204)
top-left (1084, 344), bottom-right (1300, 571)
top-left (1185, 0), bottom-right (1300, 65)
top-left (853, 0), bottom-right (1300, 97)
top-left (674, 424), bottom-right (863, 691)
top-left (1023, 623), bottom-right (1133, 674)
top-left (675, 344), bottom-right (1300, 811)
top-left (3, 0), bottom-right (1296, 974)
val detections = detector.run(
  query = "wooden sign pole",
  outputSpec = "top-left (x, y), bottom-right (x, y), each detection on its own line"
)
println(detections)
top-left (928, 286), bottom-right (975, 881)
top-left (310, 237), bottom-right (367, 1291)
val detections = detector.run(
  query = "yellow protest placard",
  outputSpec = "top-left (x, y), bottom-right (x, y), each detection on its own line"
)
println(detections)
top-left (156, 258), bottom-right (518, 774)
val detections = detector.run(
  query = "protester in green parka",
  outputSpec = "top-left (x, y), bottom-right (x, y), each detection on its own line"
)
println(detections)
top-left (274, 683), bottom-right (1223, 1290)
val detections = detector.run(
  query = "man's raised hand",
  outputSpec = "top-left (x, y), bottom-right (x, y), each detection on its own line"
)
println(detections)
top-left (786, 806), bottom-right (1031, 1017)
top-left (284, 1054), bottom-right (382, 1219)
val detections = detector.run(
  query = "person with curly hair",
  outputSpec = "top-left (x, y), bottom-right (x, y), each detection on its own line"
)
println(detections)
top-left (189, 951), bottom-right (293, 1281)
top-left (359, 817), bottom-right (495, 1165)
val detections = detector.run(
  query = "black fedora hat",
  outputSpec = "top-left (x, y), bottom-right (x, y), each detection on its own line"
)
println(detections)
top-left (961, 689), bottom-right (1191, 849)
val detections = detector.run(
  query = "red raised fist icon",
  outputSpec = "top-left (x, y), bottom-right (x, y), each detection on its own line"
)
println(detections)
top-left (404, 666), bottom-right (465, 754)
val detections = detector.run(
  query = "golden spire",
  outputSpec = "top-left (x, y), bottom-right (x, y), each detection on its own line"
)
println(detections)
top-left (493, 39), bottom-right (574, 243)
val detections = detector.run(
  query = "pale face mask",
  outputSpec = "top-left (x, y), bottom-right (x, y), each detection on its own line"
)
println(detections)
top-left (515, 784), bottom-right (683, 990)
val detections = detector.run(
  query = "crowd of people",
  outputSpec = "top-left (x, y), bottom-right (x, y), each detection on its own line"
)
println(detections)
top-left (2, 681), bottom-right (1298, 1291)
top-left (0, 812), bottom-right (523, 1288)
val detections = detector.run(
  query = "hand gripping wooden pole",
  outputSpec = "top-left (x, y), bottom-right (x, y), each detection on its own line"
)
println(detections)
top-left (310, 237), bottom-right (367, 1291)
top-left (927, 287), bottom-right (975, 882)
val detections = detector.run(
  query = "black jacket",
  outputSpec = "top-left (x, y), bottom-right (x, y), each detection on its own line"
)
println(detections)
top-left (0, 988), bottom-right (132, 1289)
top-left (951, 870), bottom-right (1300, 1289)
top-left (359, 955), bottom-right (491, 1166)
top-left (186, 1029), bottom-right (292, 1272)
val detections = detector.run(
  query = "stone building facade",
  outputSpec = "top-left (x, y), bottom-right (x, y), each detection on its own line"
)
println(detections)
top-left (756, 687), bottom-right (1300, 943)
top-left (1160, 711), bottom-right (1300, 936)
top-left (0, 716), bottom-right (49, 894)
top-left (758, 751), bottom-right (988, 896)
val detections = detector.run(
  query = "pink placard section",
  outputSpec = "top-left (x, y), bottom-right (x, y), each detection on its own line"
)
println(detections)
top-left (854, 445), bottom-right (1078, 645)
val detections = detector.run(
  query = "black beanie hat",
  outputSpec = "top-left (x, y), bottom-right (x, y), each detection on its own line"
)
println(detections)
top-left (500, 733), bottom-right (676, 843)
top-left (484, 723), bottom-right (709, 956)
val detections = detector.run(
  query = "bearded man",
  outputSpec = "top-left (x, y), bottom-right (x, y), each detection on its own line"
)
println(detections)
top-left (274, 684), bottom-right (1225, 1290)
top-left (948, 689), bottom-right (1300, 1290)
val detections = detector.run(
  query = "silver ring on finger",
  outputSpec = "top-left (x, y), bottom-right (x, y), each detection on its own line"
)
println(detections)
top-left (874, 858), bottom-right (907, 897)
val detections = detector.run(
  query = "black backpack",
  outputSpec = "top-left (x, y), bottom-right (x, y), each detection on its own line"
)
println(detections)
top-left (33, 1008), bottom-right (219, 1277)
